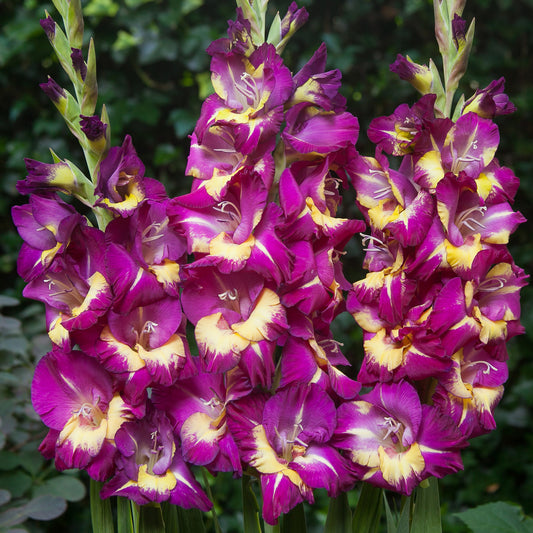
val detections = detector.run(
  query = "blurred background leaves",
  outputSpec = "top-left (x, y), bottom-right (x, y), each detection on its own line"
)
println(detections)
top-left (1, 0), bottom-right (532, 531)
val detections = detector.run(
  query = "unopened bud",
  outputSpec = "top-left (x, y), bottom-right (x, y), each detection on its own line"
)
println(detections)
top-left (40, 15), bottom-right (56, 41)
top-left (71, 48), bottom-right (87, 81)
top-left (40, 77), bottom-right (67, 114)
top-left (80, 115), bottom-right (107, 154)
top-left (390, 55), bottom-right (433, 94)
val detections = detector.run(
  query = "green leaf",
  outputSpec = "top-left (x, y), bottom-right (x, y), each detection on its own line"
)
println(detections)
top-left (452, 93), bottom-right (465, 121)
top-left (160, 502), bottom-right (178, 533)
top-left (90, 479), bottom-right (114, 533)
top-left (0, 496), bottom-right (67, 527)
top-left (0, 335), bottom-right (29, 356)
top-left (0, 489), bottom-right (11, 506)
top-left (176, 507), bottom-right (206, 533)
top-left (281, 502), bottom-right (307, 533)
top-left (352, 483), bottom-right (383, 533)
top-left (66, 0), bottom-right (84, 49)
top-left (24, 495), bottom-right (67, 521)
top-left (15, 451), bottom-right (44, 477)
top-left (113, 30), bottom-right (140, 52)
top-left (411, 478), bottom-right (441, 533)
top-left (48, 22), bottom-right (77, 83)
top-left (0, 296), bottom-right (19, 308)
top-left (139, 503), bottom-right (165, 533)
top-left (33, 475), bottom-right (86, 502)
top-left (116, 497), bottom-right (134, 533)
top-left (266, 13), bottom-right (282, 46)
top-left (429, 59), bottom-right (446, 117)
top-left (0, 471), bottom-right (33, 498)
top-left (242, 474), bottom-right (262, 533)
top-left (0, 506), bottom-right (28, 528)
top-left (383, 493), bottom-right (396, 533)
top-left (454, 502), bottom-right (533, 533)
top-left (382, 495), bottom-right (411, 533)
top-left (81, 37), bottom-right (98, 116)
top-left (396, 497), bottom-right (411, 533)
top-left (0, 373), bottom-right (21, 386)
top-left (180, 0), bottom-right (204, 15)
top-left (325, 493), bottom-right (352, 533)
top-left (51, 0), bottom-right (68, 20)
top-left (84, 0), bottom-right (120, 18)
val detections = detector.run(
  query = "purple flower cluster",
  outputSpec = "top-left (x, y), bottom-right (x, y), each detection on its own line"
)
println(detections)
top-left (341, 76), bottom-right (527, 493)
top-left (12, 2), bottom-right (526, 527)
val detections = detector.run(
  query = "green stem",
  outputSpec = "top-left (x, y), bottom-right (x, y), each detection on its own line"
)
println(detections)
top-left (264, 523), bottom-right (281, 533)
top-left (201, 468), bottom-right (222, 533)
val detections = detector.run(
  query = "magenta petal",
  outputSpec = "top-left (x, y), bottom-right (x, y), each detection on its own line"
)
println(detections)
top-left (386, 189), bottom-right (435, 246)
top-left (417, 405), bottom-right (466, 477)
top-left (442, 113), bottom-right (499, 178)
top-left (31, 349), bottom-right (113, 430)
top-left (430, 277), bottom-right (466, 333)
top-left (262, 384), bottom-right (336, 448)
top-left (364, 381), bottom-right (422, 445)
top-left (261, 473), bottom-right (311, 525)
top-left (291, 444), bottom-right (355, 495)
top-left (283, 104), bottom-right (359, 154)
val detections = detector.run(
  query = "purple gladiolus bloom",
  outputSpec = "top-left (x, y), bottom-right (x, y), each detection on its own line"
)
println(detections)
top-left (367, 94), bottom-right (436, 156)
top-left (152, 370), bottom-right (243, 474)
top-left (96, 135), bottom-right (166, 216)
top-left (105, 200), bottom-right (187, 296)
top-left (101, 404), bottom-right (212, 510)
top-left (463, 77), bottom-right (516, 118)
top-left (12, 194), bottom-right (85, 282)
top-left (89, 295), bottom-right (193, 388)
top-left (451, 14), bottom-right (467, 49)
top-left (283, 103), bottom-right (359, 155)
top-left (279, 2), bottom-right (309, 41)
top-left (32, 349), bottom-right (142, 481)
top-left (23, 226), bottom-right (112, 338)
top-left (228, 385), bottom-right (356, 525)
top-left (334, 381), bottom-right (466, 495)
top-left (433, 340), bottom-right (508, 438)
top-left (182, 267), bottom-right (287, 375)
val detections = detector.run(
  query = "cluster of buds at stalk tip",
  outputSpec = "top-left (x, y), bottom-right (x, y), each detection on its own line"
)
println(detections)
top-left (12, 0), bottom-right (526, 526)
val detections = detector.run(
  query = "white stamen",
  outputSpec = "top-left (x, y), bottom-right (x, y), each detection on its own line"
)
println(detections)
top-left (463, 360), bottom-right (498, 374)
top-left (143, 321), bottom-right (158, 334)
top-left (359, 233), bottom-right (392, 255)
top-left (457, 205), bottom-right (487, 232)
top-left (381, 416), bottom-right (402, 441)
top-left (212, 147), bottom-right (238, 153)
top-left (457, 155), bottom-right (481, 163)
top-left (397, 126), bottom-right (417, 135)
top-left (213, 201), bottom-right (241, 221)
top-left (374, 185), bottom-right (392, 199)
top-left (218, 288), bottom-right (238, 301)
top-left (477, 277), bottom-right (506, 292)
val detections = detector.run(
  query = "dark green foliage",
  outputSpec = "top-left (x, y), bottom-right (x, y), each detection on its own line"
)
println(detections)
top-left (454, 501), bottom-right (533, 533)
